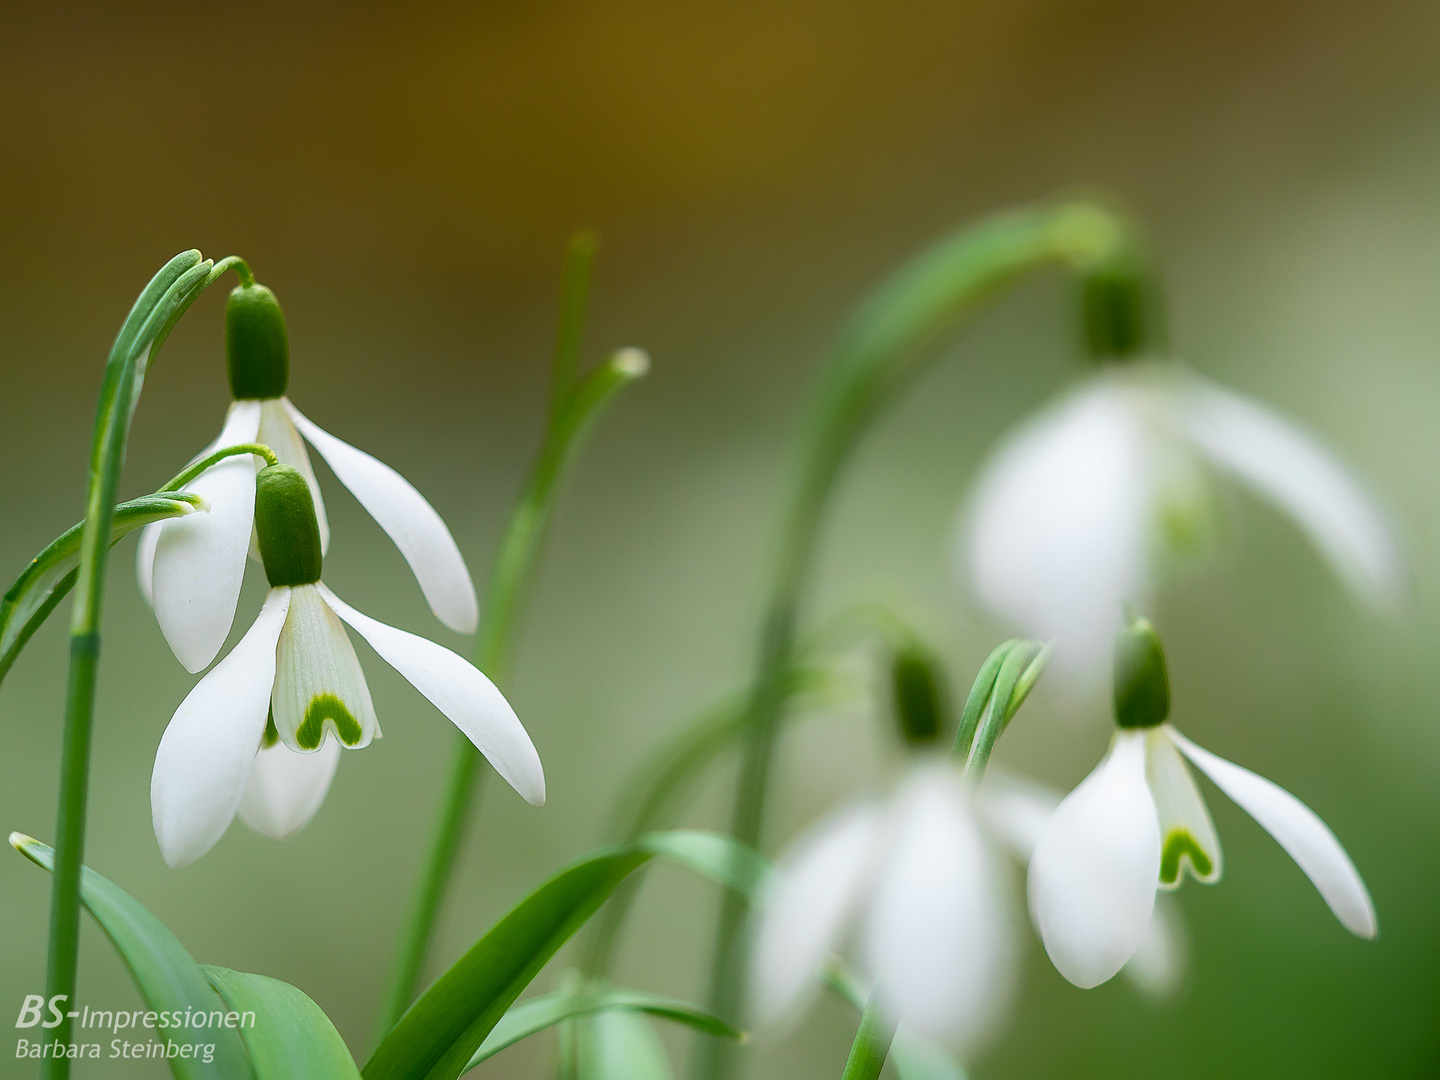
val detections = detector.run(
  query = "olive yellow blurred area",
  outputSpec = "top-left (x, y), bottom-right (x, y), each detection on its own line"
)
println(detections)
top-left (2, 2), bottom-right (1438, 1077)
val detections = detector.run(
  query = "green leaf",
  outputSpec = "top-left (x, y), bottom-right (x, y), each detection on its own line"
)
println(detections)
top-left (203, 967), bottom-right (361, 1079)
top-left (9, 833), bottom-right (254, 1080)
top-left (573, 1010), bottom-right (672, 1080)
top-left (364, 831), bottom-right (769, 1080)
top-left (463, 987), bottom-right (740, 1071)
top-left (0, 492), bottom-right (203, 685)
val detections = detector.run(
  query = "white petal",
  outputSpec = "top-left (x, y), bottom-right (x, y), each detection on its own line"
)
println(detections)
top-left (287, 402), bottom-right (478, 634)
top-left (1147, 727), bottom-right (1222, 886)
top-left (318, 584), bottom-right (543, 805)
top-left (151, 401), bottom-right (263, 673)
top-left (258, 399), bottom-right (329, 554)
top-left (1173, 376), bottom-right (1404, 611)
top-left (1122, 893), bottom-right (1188, 1000)
top-left (959, 379), bottom-right (1157, 679)
top-left (150, 588), bottom-right (291, 867)
top-left (976, 766), bottom-right (1062, 863)
top-left (749, 802), bottom-right (884, 1028)
top-left (1172, 730), bottom-right (1377, 938)
top-left (237, 738), bottom-right (342, 839)
top-left (271, 584), bottom-right (378, 751)
top-left (864, 767), bottom-right (1015, 1051)
top-left (1028, 731), bottom-right (1161, 988)
top-left (135, 522), bottom-right (160, 608)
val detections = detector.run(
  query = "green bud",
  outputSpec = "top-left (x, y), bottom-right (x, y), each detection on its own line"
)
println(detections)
top-left (226, 283), bottom-right (289, 399)
top-left (1113, 615), bottom-right (1170, 729)
top-left (255, 464), bottom-right (322, 588)
top-left (891, 644), bottom-right (948, 747)
top-left (1080, 259), bottom-right (1165, 364)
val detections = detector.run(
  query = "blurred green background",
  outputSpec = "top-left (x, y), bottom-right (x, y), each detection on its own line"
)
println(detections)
top-left (1, 1), bottom-right (1438, 1076)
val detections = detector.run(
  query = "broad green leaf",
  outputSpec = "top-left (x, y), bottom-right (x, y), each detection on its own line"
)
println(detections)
top-left (204, 966), bottom-right (361, 1080)
top-left (463, 988), bottom-right (739, 1071)
top-left (0, 492), bottom-right (203, 684)
top-left (823, 965), bottom-right (968, 1080)
top-left (364, 831), bottom-right (769, 1080)
top-left (10, 834), bottom-right (253, 1080)
top-left (573, 1010), bottom-right (672, 1080)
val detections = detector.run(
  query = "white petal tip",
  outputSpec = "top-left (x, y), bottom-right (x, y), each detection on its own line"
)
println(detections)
top-left (8, 832), bottom-right (33, 852)
top-left (614, 347), bottom-right (650, 377)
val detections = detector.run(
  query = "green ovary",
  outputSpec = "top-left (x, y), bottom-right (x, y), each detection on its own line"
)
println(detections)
top-left (294, 693), bottom-right (363, 749)
top-left (1160, 829), bottom-right (1213, 885)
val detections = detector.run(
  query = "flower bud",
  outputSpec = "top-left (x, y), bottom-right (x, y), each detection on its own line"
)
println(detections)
top-left (255, 464), bottom-right (322, 587)
top-left (1080, 259), bottom-right (1165, 364)
top-left (891, 643), bottom-right (948, 747)
top-left (1113, 614), bottom-right (1170, 729)
top-left (226, 283), bottom-right (289, 400)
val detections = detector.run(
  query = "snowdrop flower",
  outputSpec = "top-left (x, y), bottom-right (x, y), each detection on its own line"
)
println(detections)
top-left (150, 463), bottom-right (543, 867)
top-left (956, 272), bottom-right (1401, 679)
top-left (139, 280), bottom-right (477, 673)
top-left (749, 763), bottom-right (1016, 1051)
top-left (1028, 615), bottom-right (1376, 989)
top-left (979, 767), bottom-right (1187, 999)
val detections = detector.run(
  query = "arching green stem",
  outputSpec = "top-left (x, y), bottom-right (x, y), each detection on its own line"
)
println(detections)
top-left (43, 250), bottom-right (247, 1079)
top-left (160, 442), bottom-right (279, 491)
top-left (373, 232), bottom-right (646, 1043)
top-left (693, 200), bottom-right (1132, 1080)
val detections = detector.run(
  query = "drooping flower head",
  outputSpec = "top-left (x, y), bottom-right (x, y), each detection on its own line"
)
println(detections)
top-left (956, 260), bottom-right (1403, 680)
top-left (1027, 613), bottom-right (1376, 989)
top-left (150, 463), bottom-right (543, 867)
top-left (139, 278), bottom-right (477, 673)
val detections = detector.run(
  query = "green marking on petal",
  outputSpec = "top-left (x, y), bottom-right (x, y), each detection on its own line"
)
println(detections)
top-left (295, 693), bottom-right (362, 750)
top-left (261, 708), bottom-right (279, 749)
top-left (1160, 828), bottom-right (1213, 885)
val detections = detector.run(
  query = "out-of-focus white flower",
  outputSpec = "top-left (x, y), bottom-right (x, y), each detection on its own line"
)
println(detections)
top-left (149, 464), bottom-right (542, 868)
top-left (979, 767), bottom-right (1186, 999)
top-left (138, 281), bottom-right (476, 674)
top-left (956, 363), bottom-right (1402, 679)
top-left (1026, 617), bottom-right (1376, 989)
top-left (749, 763), bottom-right (1015, 1052)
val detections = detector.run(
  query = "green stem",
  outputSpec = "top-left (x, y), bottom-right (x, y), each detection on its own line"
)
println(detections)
top-left (371, 300), bottom-right (646, 1037)
top-left (839, 993), bottom-right (897, 1080)
top-left (43, 250), bottom-right (242, 1077)
top-left (160, 442), bottom-right (278, 491)
top-left (693, 200), bottom-right (1131, 1080)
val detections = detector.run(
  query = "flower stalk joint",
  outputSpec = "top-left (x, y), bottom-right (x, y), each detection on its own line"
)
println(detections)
top-left (226, 282), bottom-right (290, 399)
top-left (1113, 614), bottom-right (1170, 729)
top-left (255, 463), bottom-right (323, 587)
top-left (1081, 256), bottom-right (1163, 364)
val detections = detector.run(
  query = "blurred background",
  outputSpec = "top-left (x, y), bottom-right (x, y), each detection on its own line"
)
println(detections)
top-left (1, 1), bottom-right (1438, 1076)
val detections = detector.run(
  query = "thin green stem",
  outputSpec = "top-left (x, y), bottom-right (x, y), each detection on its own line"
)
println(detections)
top-left (693, 201), bottom-right (1132, 1080)
top-left (160, 442), bottom-right (278, 492)
top-left (839, 993), bottom-right (897, 1080)
top-left (43, 250), bottom-right (237, 1078)
top-left (372, 330), bottom-right (646, 1039)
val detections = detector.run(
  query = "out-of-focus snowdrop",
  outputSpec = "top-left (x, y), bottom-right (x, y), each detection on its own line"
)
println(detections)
top-left (1027, 614), bottom-right (1376, 989)
top-left (749, 762), bottom-right (1017, 1053)
top-left (956, 265), bottom-right (1403, 680)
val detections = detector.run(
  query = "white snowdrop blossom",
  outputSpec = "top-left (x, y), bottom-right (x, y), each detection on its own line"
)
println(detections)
top-left (1027, 618), bottom-right (1376, 989)
top-left (957, 362), bottom-right (1402, 678)
top-left (138, 282), bottom-right (477, 674)
top-left (749, 764), bottom-right (1016, 1051)
top-left (150, 464), bottom-right (543, 868)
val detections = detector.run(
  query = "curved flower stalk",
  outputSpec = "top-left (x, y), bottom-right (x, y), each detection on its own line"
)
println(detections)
top-left (138, 274), bottom-right (477, 674)
top-left (150, 463), bottom-right (543, 868)
top-left (1028, 614), bottom-right (1376, 989)
top-left (957, 268), bottom-right (1403, 681)
top-left (749, 763), bottom-right (1017, 1053)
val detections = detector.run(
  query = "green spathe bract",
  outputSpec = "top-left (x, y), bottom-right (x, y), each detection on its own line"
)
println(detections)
top-left (255, 464), bottom-right (324, 587)
top-left (1114, 615), bottom-right (1171, 729)
top-left (226, 283), bottom-right (290, 400)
